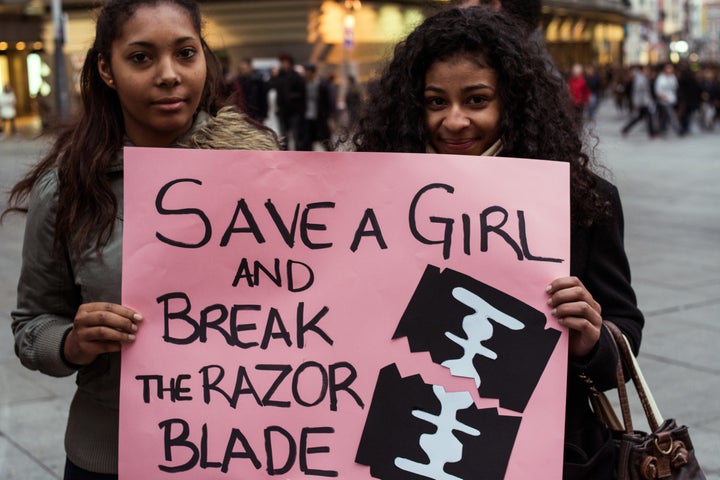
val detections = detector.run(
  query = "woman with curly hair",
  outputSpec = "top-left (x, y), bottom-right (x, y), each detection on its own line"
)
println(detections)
top-left (353, 7), bottom-right (643, 479)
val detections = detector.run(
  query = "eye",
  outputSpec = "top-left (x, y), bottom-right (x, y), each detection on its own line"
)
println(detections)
top-left (424, 96), bottom-right (447, 110)
top-left (178, 47), bottom-right (197, 60)
top-left (467, 94), bottom-right (490, 107)
top-left (129, 52), bottom-right (149, 63)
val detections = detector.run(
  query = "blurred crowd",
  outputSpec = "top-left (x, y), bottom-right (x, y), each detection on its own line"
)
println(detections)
top-left (220, 53), bottom-right (374, 151)
top-left (560, 61), bottom-right (720, 138)
top-left (221, 54), bottom-right (720, 151)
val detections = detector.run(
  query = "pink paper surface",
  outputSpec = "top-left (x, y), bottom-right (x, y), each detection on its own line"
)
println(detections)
top-left (120, 148), bottom-right (570, 479)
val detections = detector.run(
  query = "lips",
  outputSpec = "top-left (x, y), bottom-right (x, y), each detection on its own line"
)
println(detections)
top-left (152, 97), bottom-right (186, 111)
top-left (440, 138), bottom-right (477, 153)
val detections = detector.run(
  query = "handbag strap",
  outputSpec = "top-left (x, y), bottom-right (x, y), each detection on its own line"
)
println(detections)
top-left (605, 321), bottom-right (664, 432)
top-left (605, 322), bottom-right (635, 434)
top-left (588, 387), bottom-right (624, 432)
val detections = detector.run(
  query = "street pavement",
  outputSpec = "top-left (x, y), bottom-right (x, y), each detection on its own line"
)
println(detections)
top-left (0, 103), bottom-right (718, 479)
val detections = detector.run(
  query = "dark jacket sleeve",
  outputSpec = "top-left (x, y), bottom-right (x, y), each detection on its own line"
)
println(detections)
top-left (569, 177), bottom-right (644, 392)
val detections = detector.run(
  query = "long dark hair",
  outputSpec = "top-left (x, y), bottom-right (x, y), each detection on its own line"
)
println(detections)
top-left (352, 7), bottom-right (608, 224)
top-left (3, 0), bottom-right (226, 255)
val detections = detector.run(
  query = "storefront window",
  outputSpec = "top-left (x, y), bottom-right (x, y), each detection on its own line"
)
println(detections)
top-left (0, 55), bottom-right (9, 88)
top-left (27, 53), bottom-right (43, 97)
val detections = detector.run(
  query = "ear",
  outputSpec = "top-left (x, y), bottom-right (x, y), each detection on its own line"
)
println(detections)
top-left (97, 54), bottom-right (116, 89)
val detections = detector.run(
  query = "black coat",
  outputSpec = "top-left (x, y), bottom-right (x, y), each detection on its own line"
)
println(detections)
top-left (564, 176), bottom-right (644, 479)
top-left (271, 68), bottom-right (306, 118)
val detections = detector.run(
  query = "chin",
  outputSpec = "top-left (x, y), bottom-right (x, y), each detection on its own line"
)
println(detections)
top-left (159, 117), bottom-right (193, 132)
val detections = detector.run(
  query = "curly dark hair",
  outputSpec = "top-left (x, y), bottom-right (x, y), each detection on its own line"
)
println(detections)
top-left (2, 0), bottom-right (228, 255)
top-left (449, 0), bottom-right (542, 34)
top-left (352, 7), bottom-right (607, 225)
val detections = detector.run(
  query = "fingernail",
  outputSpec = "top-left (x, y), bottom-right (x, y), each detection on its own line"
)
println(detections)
top-left (131, 324), bottom-right (138, 332)
top-left (551, 308), bottom-right (558, 317)
top-left (128, 334), bottom-right (136, 341)
top-left (133, 313), bottom-right (143, 321)
top-left (545, 285), bottom-right (552, 293)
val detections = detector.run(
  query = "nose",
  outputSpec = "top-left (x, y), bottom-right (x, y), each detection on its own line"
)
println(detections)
top-left (156, 56), bottom-right (180, 87)
top-left (443, 105), bottom-right (470, 131)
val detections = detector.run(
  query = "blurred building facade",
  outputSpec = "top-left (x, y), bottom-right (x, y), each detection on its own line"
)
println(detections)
top-left (0, 0), bottom-right (658, 122)
top-left (624, 0), bottom-right (720, 65)
top-left (0, 6), bottom-right (45, 120)
top-left (694, 1), bottom-right (720, 60)
top-left (541, 0), bottom-right (645, 72)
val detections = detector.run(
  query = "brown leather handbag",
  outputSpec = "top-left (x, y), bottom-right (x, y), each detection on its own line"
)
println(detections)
top-left (587, 321), bottom-right (707, 480)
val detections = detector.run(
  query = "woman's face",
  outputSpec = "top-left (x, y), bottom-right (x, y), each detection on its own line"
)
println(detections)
top-left (98, 2), bottom-right (207, 147)
top-left (424, 53), bottom-right (502, 156)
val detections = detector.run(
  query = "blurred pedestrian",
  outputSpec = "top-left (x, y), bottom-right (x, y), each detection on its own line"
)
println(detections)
top-left (324, 71), bottom-right (339, 138)
top-left (265, 66), bottom-right (280, 133)
top-left (270, 53), bottom-right (306, 150)
top-left (654, 63), bottom-right (682, 136)
top-left (298, 63), bottom-right (333, 151)
top-left (236, 57), bottom-right (269, 123)
top-left (568, 63), bottom-right (591, 126)
top-left (2, 0), bottom-right (278, 478)
top-left (585, 64), bottom-right (602, 121)
top-left (676, 61), bottom-right (702, 136)
top-left (621, 65), bottom-right (657, 138)
top-left (365, 69), bottom-right (381, 100)
top-left (612, 67), bottom-right (632, 113)
top-left (698, 66), bottom-right (719, 131)
top-left (351, 7), bottom-right (644, 479)
top-left (0, 82), bottom-right (17, 139)
top-left (344, 75), bottom-right (362, 127)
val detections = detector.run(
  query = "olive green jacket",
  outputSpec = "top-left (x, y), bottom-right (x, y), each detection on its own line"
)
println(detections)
top-left (11, 108), bottom-right (278, 474)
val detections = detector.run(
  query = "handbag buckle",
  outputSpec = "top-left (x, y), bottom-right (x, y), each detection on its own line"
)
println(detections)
top-left (643, 434), bottom-right (690, 479)
top-left (654, 433), bottom-right (674, 455)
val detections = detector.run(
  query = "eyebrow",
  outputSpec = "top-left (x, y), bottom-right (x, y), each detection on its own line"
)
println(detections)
top-left (127, 36), bottom-right (198, 48)
top-left (424, 84), bottom-right (495, 93)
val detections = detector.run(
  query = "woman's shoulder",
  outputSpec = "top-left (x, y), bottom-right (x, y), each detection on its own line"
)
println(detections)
top-left (589, 173), bottom-right (624, 223)
top-left (20, 169), bottom-right (61, 237)
top-left (572, 170), bottom-right (622, 230)
top-left (29, 168), bottom-right (60, 203)
top-left (592, 174), bottom-right (619, 198)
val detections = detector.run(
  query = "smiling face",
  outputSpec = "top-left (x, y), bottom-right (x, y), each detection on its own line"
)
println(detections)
top-left (97, 2), bottom-right (207, 147)
top-left (424, 53), bottom-right (502, 156)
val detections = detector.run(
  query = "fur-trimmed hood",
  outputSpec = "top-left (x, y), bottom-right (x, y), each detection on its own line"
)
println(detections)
top-left (109, 107), bottom-right (280, 171)
top-left (178, 107), bottom-right (280, 151)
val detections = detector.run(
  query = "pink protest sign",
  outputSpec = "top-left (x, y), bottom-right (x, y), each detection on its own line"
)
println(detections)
top-left (120, 148), bottom-right (570, 479)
